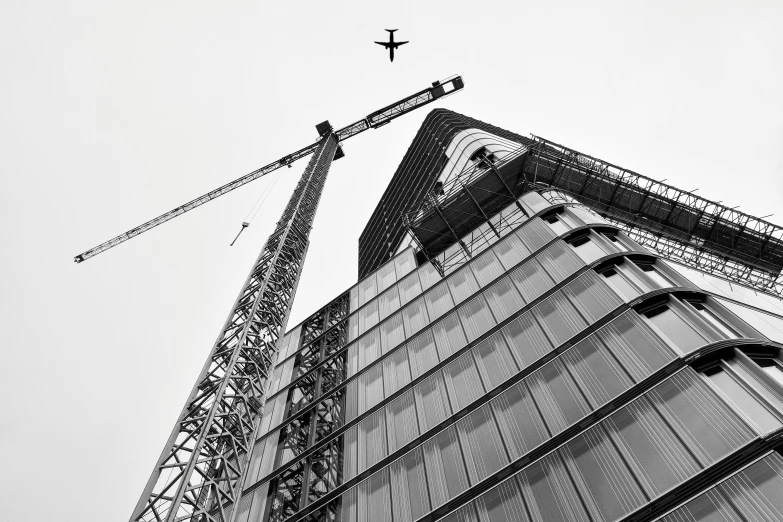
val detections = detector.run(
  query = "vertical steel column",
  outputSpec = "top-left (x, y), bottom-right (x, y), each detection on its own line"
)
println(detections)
top-left (131, 133), bottom-right (339, 522)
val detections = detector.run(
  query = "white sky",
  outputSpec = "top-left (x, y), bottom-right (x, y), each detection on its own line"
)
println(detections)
top-left (1, 1), bottom-right (782, 521)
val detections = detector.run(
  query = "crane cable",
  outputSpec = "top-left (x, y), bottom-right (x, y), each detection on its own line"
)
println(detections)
top-left (230, 168), bottom-right (283, 246)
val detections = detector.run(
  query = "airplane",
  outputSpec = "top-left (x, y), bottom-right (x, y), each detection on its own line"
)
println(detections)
top-left (375, 29), bottom-right (408, 62)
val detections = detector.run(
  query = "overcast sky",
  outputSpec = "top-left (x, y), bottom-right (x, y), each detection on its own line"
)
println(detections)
top-left (1, 1), bottom-right (783, 521)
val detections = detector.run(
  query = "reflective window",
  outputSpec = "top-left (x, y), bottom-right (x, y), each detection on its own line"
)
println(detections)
top-left (530, 359), bottom-right (591, 432)
top-left (357, 328), bottom-right (381, 371)
top-left (561, 337), bottom-right (633, 407)
top-left (600, 265), bottom-right (641, 301)
top-left (358, 468), bottom-right (391, 522)
top-left (534, 293), bottom-right (586, 347)
top-left (542, 213), bottom-right (570, 236)
top-left (382, 346), bottom-right (411, 396)
top-left (448, 267), bottom-right (480, 305)
top-left (759, 359), bottom-right (783, 387)
top-left (520, 454), bottom-right (591, 522)
top-left (423, 426), bottom-right (469, 506)
top-left (643, 303), bottom-right (708, 354)
top-left (688, 301), bottom-right (739, 339)
top-left (407, 330), bottom-right (439, 378)
top-left (459, 295), bottom-right (496, 342)
top-left (358, 409), bottom-right (387, 472)
top-left (510, 260), bottom-right (553, 302)
top-left (597, 312), bottom-right (674, 380)
top-left (518, 219), bottom-right (556, 253)
top-left (377, 286), bottom-right (401, 321)
top-left (376, 261), bottom-right (396, 294)
top-left (477, 478), bottom-right (525, 522)
top-left (493, 230), bottom-right (530, 270)
top-left (398, 272), bottom-right (423, 306)
top-left (402, 297), bottom-right (429, 337)
top-left (563, 426), bottom-right (646, 521)
top-left (359, 299), bottom-right (379, 335)
top-left (471, 249), bottom-right (505, 286)
top-left (415, 372), bottom-right (452, 432)
top-left (380, 312), bottom-right (405, 355)
top-left (503, 313), bottom-right (552, 368)
top-left (538, 241), bottom-right (583, 283)
top-left (705, 364), bottom-right (782, 433)
top-left (484, 275), bottom-right (525, 323)
top-left (359, 275), bottom-right (378, 307)
top-left (492, 382), bottom-right (548, 459)
top-left (425, 282), bottom-right (455, 321)
top-left (444, 352), bottom-right (484, 411)
top-left (565, 271), bottom-right (622, 322)
top-left (433, 312), bottom-right (468, 360)
top-left (390, 448), bottom-right (430, 522)
top-left (458, 405), bottom-right (508, 484)
top-left (568, 234), bottom-right (606, 264)
top-left (473, 332), bottom-right (517, 390)
top-left (636, 261), bottom-right (674, 288)
top-left (386, 390), bottom-right (419, 453)
top-left (358, 362), bottom-right (384, 415)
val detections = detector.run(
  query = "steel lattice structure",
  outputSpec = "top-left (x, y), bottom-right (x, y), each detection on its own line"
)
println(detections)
top-left (131, 133), bottom-right (339, 522)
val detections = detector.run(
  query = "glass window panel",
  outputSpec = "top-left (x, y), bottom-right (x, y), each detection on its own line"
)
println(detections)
top-left (347, 314), bottom-right (359, 343)
top-left (444, 352), bottom-right (485, 412)
top-left (357, 328), bottom-right (381, 371)
top-left (707, 367), bottom-right (781, 433)
top-left (649, 369), bottom-right (756, 466)
top-left (519, 454), bottom-right (591, 522)
top-left (494, 230), bottom-right (531, 270)
top-left (448, 266), bottom-right (480, 305)
top-left (426, 282), bottom-right (455, 321)
top-left (561, 337), bottom-right (633, 408)
top-left (510, 260), bottom-right (554, 302)
top-left (458, 405), bottom-right (509, 484)
top-left (534, 293), bottom-right (586, 347)
top-left (358, 468), bottom-right (391, 522)
top-left (358, 362), bottom-right (384, 415)
top-left (358, 409), bottom-right (387, 473)
top-left (719, 452), bottom-right (783, 521)
top-left (492, 382), bottom-right (548, 459)
top-left (459, 295), bottom-right (496, 343)
top-left (380, 312), bottom-right (405, 354)
top-left (350, 286), bottom-right (359, 314)
top-left (761, 363), bottom-right (783, 387)
top-left (390, 447), bottom-right (431, 522)
top-left (419, 260), bottom-right (444, 291)
top-left (343, 425), bottom-right (358, 480)
top-left (478, 479), bottom-right (528, 522)
top-left (402, 297), bottom-right (429, 337)
top-left (530, 359), bottom-right (591, 432)
top-left (423, 426), bottom-right (469, 507)
top-left (565, 271), bottom-right (622, 323)
top-left (562, 426), bottom-right (647, 522)
top-left (377, 261), bottom-right (397, 293)
top-left (386, 390), bottom-right (419, 453)
top-left (377, 286), bottom-right (401, 321)
top-left (503, 313), bottom-right (552, 368)
top-left (359, 275), bottom-right (378, 307)
top-left (601, 267), bottom-right (641, 301)
top-left (382, 347), bottom-right (411, 396)
top-left (644, 305), bottom-right (708, 354)
top-left (485, 275), bottom-right (525, 323)
top-left (606, 398), bottom-right (701, 497)
top-left (660, 488), bottom-right (743, 522)
top-left (433, 312), bottom-right (468, 360)
top-left (408, 330), bottom-right (439, 379)
top-left (341, 486), bottom-right (358, 522)
top-left (394, 249), bottom-right (417, 280)
top-left (473, 331), bottom-right (517, 390)
top-left (638, 263), bottom-right (674, 288)
top-left (690, 302), bottom-right (739, 339)
top-left (398, 272), bottom-right (423, 306)
top-left (569, 235), bottom-right (607, 264)
top-left (471, 249), bottom-right (505, 286)
top-left (415, 372), bottom-right (452, 433)
top-left (359, 299), bottom-right (380, 335)
top-left (538, 242), bottom-right (583, 283)
top-left (518, 218), bottom-right (556, 253)
top-left (543, 214), bottom-right (570, 236)
top-left (345, 378), bottom-right (359, 423)
top-left (598, 312), bottom-right (675, 382)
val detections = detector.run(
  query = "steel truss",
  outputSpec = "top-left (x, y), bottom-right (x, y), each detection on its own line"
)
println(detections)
top-left (131, 133), bottom-right (339, 522)
top-left (522, 136), bottom-right (783, 297)
top-left (265, 294), bottom-right (350, 522)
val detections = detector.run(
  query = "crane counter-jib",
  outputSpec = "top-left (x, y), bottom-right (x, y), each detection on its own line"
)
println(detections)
top-left (73, 75), bottom-right (464, 263)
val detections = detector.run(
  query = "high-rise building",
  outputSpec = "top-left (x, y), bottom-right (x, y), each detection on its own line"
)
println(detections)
top-left (233, 109), bottom-right (783, 522)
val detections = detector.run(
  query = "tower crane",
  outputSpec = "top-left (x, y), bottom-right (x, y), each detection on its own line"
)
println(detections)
top-left (75, 76), bottom-right (464, 522)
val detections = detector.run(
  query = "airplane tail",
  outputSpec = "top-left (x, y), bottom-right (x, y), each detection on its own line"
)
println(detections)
top-left (385, 29), bottom-right (398, 33)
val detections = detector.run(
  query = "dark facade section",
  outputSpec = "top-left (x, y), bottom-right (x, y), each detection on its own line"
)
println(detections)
top-left (358, 109), bottom-right (534, 279)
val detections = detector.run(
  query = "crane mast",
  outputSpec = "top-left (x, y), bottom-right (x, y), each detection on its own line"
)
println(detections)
top-left (125, 77), bottom-right (464, 522)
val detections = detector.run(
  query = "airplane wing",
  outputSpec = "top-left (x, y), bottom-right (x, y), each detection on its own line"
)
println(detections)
top-left (396, 41), bottom-right (409, 46)
top-left (375, 41), bottom-right (390, 47)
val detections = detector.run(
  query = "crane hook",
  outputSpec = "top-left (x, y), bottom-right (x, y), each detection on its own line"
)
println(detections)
top-left (230, 222), bottom-right (250, 246)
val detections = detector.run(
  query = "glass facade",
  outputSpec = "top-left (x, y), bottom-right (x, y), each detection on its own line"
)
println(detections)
top-left (230, 121), bottom-right (783, 522)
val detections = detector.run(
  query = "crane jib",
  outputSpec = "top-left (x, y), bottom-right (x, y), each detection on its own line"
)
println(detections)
top-left (73, 75), bottom-right (464, 263)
